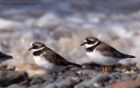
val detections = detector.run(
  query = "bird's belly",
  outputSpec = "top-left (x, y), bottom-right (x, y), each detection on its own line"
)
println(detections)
top-left (33, 56), bottom-right (65, 71)
top-left (86, 51), bottom-right (118, 65)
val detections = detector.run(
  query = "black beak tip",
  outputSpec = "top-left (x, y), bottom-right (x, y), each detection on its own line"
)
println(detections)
top-left (28, 47), bottom-right (32, 51)
top-left (80, 42), bottom-right (85, 46)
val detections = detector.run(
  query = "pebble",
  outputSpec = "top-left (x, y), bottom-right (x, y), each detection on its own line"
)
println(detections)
top-left (108, 80), bottom-right (140, 88)
top-left (0, 66), bottom-right (139, 88)
top-left (0, 71), bottom-right (28, 87)
top-left (56, 71), bottom-right (79, 80)
top-left (44, 71), bottom-right (81, 88)
top-left (7, 84), bottom-right (27, 88)
top-left (30, 74), bottom-right (56, 86)
top-left (45, 77), bottom-right (80, 88)
top-left (30, 76), bottom-right (46, 85)
top-left (75, 74), bottom-right (111, 88)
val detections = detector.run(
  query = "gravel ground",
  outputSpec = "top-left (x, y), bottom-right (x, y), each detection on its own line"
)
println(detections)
top-left (0, 0), bottom-right (140, 88)
top-left (0, 63), bottom-right (140, 88)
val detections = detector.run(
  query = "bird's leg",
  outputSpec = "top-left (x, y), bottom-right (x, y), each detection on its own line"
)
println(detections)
top-left (104, 65), bottom-right (109, 74)
top-left (102, 65), bottom-right (109, 74)
top-left (102, 65), bottom-right (105, 74)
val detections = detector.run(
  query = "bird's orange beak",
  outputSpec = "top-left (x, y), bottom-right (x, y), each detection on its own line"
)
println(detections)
top-left (80, 42), bottom-right (86, 46)
top-left (28, 47), bottom-right (33, 51)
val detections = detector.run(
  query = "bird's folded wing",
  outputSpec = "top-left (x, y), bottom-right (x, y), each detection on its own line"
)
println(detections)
top-left (97, 43), bottom-right (127, 59)
top-left (42, 50), bottom-right (71, 66)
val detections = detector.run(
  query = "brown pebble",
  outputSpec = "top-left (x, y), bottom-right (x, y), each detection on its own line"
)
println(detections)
top-left (108, 80), bottom-right (140, 88)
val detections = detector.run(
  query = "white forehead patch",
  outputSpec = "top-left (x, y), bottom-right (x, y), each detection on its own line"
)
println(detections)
top-left (85, 44), bottom-right (94, 48)
top-left (85, 41), bottom-right (99, 48)
top-left (32, 47), bottom-right (45, 52)
top-left (84, 40), bottom-right (87, 42)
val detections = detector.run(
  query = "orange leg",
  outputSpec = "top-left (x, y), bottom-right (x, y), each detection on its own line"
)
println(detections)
top-left (105, 65), bottom-right (109, 74)
top-left (102, 66), bottom-right (105, 74)
top-left (102, 65), bottom-right (109, 74)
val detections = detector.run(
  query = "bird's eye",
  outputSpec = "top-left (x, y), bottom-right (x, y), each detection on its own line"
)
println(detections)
top-left (87, 39), bottom-right (93, 42)
top-left (33, 45), bottom-right (38, 48)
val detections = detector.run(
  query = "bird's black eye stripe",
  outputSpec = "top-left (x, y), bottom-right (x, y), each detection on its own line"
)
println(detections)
top-left (89, 41), bottom-right (95, 44)
top-left (87, 40), bottom-right (96, 44)
top-left (33, 45), bottom-right (39, 49)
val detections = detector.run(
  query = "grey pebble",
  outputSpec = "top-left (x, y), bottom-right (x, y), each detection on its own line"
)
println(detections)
top-left (30, 75), bottom-right (56, 85)
top-left (75, 74), bottom-right (111, 88)
top-left (44, 71), bottom-right (80, 88)
top-left (45, 78), bottom-right (79, 88)
top-left (30, 76), bottom-right (46, 85)
top-left (0, 71), bottom-right (28, 87)
top-left (7, 84), bottom-right (27, 88)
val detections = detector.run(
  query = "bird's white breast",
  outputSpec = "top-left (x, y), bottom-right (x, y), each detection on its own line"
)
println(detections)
top-left (86, 50), bottom-right (118, 65)
top-left (33, 56), bottom-right (65, 71)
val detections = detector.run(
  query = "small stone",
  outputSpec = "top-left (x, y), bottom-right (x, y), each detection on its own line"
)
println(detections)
top-left (44, 71), bottom-right (81, 88)
top-left (77, 69), bottom-right (97, 75)
top-left (45, 76), bottom-right (80, 88)
top-left (136, 74), bottom-right (140, 80)
top-left (7, 84), bottom-right (27, 88)
top-left (0, 71), bottom-right (28, 87)
top-left (121, 73), bottom-right (136, 81)
top-left (31, 75), bottom-right (56, 85)
top-left (57, 77), bottom-right (80, 88)
top-left (136, 64), bottom-right (140, 70)
top-left (30, 76), bottom-right (46, 85)
top-left (108, 80), bottom-right (140, 88)
top-left (93, 75), bottom-right (111, 87)
top-left (110, 72), bottom-right (122, 80)
top-left (15, 63), bottom-right (50, 78)
top-left (45, 83), bottom-right (56, 88)
top-left (75, 74), bottom-right (111, 88)
top-left (74, 77), bottom-right (96, 88)
top-left (56, 71), bottom-right (79, 80)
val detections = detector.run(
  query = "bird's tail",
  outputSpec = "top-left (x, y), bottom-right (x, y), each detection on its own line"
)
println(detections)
top-left (69, 62), bottom-right (82, 68)
top-left (0, 52), bottom-right (13, 59)
top-left (124, 54), bottom-right (136, 58)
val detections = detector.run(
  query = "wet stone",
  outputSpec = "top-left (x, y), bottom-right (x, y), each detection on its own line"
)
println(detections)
top-left (109, 72), bottom-right (122, 80)
top-left (44, 71), bottom-right (81, 88)
top-left (45, 77), bottom-right (80, 88)
top-left (75, 74), bottom-right (111, 88)
top-left (136, 74), bottom-right (140, 80)
top-left (121, 73), bottom-right (136, 81)
top-left (30, 75), bottom-right (56, 86)
top-left (7, 84), bottom-right (27, 88)
top-left (0, 71), bottom-right (28, 87)
top-left (56, 71), bottom-right (79, 80)
top-left (108, 80), bottom-right (140, 88)
top-left (30, 76), bottom-right (46, 85)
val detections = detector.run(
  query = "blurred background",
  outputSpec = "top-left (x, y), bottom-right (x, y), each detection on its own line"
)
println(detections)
top-left (0, 0), bottom-right (140, 67)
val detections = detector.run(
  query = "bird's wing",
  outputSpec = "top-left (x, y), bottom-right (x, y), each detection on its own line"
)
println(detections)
top-left (42, 49), bottom-right (74, 66)
top-left (96, 42), bottom-right (129, 59)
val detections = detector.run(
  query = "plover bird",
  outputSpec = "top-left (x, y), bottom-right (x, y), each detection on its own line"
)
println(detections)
top-left (0, 51), bottom-right (12, 63)
top-left (28, 42), bottom-right (82, 72)
top-left (81, 36), bottom-right (135, 74)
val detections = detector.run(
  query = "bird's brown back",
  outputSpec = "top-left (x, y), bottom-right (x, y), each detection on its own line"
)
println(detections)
top-left (33, 47), bottom-right (79, 66)
top-left (96, 42), bottom-right (134, 59)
